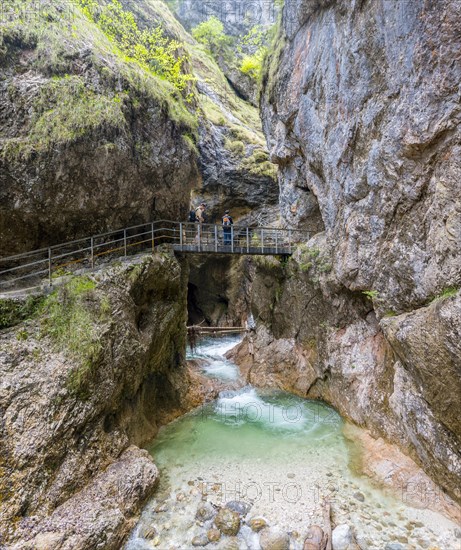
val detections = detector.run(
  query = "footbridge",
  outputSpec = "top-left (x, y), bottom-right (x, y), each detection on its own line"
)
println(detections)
top-left (0, 220), bottom-right (307, 291)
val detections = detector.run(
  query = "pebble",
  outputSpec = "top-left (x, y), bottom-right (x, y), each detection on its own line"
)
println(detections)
top-left (384, 544), bottom-right (404, 550)
top-left (154, 502), bottom-right (168, 513)
top-left (196, 502), bottom-right (216, 522)
top-left (139, 525), bottom-right (157, 540)
top-left (192, 534), bottom-right (209, 547)
top-left (259, 528), bottom-right (290, 550)
top-left (207, 528), bottom-right (221, 542)
top-left (287, 473), bottom-right (295, 479)
top-left (249, 517), bottom-right (268, 532)
top-left (225, 500), bottom-right (252, 516)
top-left (215, 507), bottom-right (241, 536)
top-left (353, 491), bottom-right (365, 502)
top-left (331, 524), bottom-right (352, 550)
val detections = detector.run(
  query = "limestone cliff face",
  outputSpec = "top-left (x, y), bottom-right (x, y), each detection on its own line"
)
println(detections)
top-left (0, 2), bottom-right (199, 258)
top-left (240, 0), bottom-right (461, 503)
top-left (261, 0), bottom-right (461, 308)
top-left (0, 254), bottom-right (193, 547)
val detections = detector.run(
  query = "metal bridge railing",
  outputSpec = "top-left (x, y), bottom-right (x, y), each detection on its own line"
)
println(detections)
top-left (0, 220), bottom-right (308, 291)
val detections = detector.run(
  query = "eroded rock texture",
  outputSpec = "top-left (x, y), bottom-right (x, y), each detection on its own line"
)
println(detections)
top-left (262, 0), bottom-right (461, 307)
top-left (0, 254), bottom-right (193, 546)
top-left (0, 2), bottom-right (198, 258)
top-left (240, 0), bottom-right (461, 504)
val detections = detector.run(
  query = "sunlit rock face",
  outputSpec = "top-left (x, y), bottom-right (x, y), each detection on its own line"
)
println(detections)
top-left (244, 0), bottom-right (461, 504)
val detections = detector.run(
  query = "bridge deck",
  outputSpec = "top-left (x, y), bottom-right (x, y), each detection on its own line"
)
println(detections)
top-left (0, 220), bottom-right (308, 290)
top-left (173, 245), bottom-right (292, 255)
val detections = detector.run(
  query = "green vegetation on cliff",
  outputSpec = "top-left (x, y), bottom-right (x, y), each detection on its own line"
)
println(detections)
top-left (76, 0), bottom-right (195, 97)
top-left (40, 276), bottom-right (107, 396)
top-left (0, 0), bottom-right (198, 160)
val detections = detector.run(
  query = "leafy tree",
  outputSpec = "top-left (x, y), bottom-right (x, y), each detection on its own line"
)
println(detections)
top-left (238, 26), bottom-right (268, 81)
top-left (192, 16), bottom-right (231, 56)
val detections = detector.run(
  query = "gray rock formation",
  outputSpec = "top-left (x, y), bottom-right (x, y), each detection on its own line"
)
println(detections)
top-left (261, 0), bottom-right (461, 307)
top-left (237, 0), bottom-right (461, 505)
top-left (0, 3), bottom-right (199, 258)
top-left (0, 254), bottom-right (192, 546)
top-left (167, 0), bottom-right (278, 37)
top-left (10, 447), bottom-right (158, 550)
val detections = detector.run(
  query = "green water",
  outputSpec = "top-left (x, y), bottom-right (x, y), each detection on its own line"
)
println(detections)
top-left (149, 388), bottom-right (345, 466)
top-left (126, 339), bottom-right (460, 550)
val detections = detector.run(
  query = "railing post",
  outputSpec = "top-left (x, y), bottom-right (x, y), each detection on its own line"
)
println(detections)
top-left (198, 223), bottom-right (201, 252)
top-left (231, 226), bottom-right (234, 253)
top-left (246, 227), bottom-right (250, 253)
top-left (261, 229), bottom-right (264, 254)
top-left (180, 222), bottom-right (183, 249)
top-left (48, 247), bottom-right (52, 287)
top-left (124, 229), bottom-right (127, 258)
top-left (91, 237), bottom-right (94, 269)
top-left (214, 225), bottom-right (218, 252)
top-left (275, 231), bottom-right (278, 254)
top-left (289, 229), bottom-right (292, 253)
top-left (151, 222), bottom-right (155, 253)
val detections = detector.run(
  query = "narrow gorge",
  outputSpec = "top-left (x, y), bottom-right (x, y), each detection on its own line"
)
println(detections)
top-left (0, 1), bottom-right (460, 549)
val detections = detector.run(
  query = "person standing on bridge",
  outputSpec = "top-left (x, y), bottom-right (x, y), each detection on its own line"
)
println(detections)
top-left (195, 203), bottom-right (207, 244)
top-left (222, 210), bottom-right (233, 246)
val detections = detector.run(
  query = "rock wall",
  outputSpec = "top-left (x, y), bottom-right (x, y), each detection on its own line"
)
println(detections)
top-left (0, 1), bottom-right (199, 258)
top-left (187, 255), bottom-right (251, 326)
top-left (238, 0), bottom-right (461, 504)
top-left (168, 0), bottom-right (278, 36)
top-left (0, 253), bottom-right (196, 547)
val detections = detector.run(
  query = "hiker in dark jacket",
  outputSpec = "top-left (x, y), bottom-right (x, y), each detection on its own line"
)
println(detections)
top-left (222, 210), bottom-right (233, 246)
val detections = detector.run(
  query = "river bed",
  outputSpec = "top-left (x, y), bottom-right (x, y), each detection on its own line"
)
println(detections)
top-left (125, 336), bottom-right (460, 550)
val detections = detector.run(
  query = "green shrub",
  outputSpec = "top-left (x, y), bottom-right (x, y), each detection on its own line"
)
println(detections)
top-left (362, 290), bottom-right (379, 300)
top-left (0, 296), bottom-right (45, 330)
top-left (192, 17), bottom-right (231, 56)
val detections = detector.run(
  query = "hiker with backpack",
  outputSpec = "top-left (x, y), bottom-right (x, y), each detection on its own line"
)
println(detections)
top-left (189, 203), bottom-right (207, 244)
top-left (222, 210), bottom-right (233, 246)
top-left (188, 203), bottom-right (207, 224)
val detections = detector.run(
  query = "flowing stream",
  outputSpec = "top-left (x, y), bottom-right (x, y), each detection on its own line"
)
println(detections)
top-left (126, 336), bottom-right (460, 550)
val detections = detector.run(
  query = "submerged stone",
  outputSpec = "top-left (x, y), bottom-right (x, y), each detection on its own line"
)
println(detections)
top-left (207, 528), bottom-right (221, 542)
top-left (249, 517), bottom-right (268, 532)
top-left (259, 528), bottom-right (290, 550)
top-left (215, 507), bottom-right (241, 536)
top-left (303, 525), bottom-right (324, 550)
top-left (332, 524), bottom-right (352, 550)
top-left (196, 502), bottom-right (216, 522)
top-left (192, 534), bottom-right (209, 547)
top-left (225, 500), bottom-right (252, 516)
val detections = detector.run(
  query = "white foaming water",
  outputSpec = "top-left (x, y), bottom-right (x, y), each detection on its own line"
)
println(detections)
top-left (214, 387), bottom-right (342, 436)
top-left (188, 334), bottom-right (242, 381)
top-left (125, 337), bottom-right (461, 550)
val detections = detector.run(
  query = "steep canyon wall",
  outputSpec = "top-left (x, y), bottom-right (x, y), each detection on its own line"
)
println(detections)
top-left (239, 0), bottom-right (461, 503)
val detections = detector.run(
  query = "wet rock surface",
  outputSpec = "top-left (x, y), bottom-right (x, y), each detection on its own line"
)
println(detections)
top-left (215, 507), bottom-right (241, 536)
top-left (247, 0), bottom-right (461, 506)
